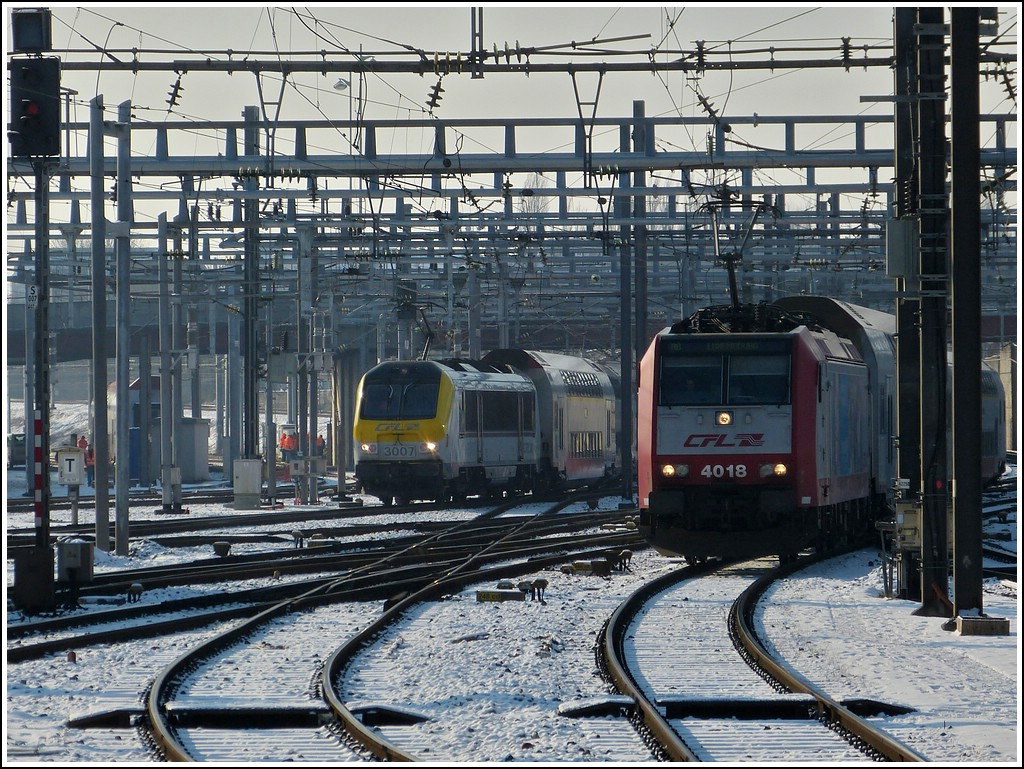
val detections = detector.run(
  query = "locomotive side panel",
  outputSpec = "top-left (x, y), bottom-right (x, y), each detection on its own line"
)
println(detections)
top-left (815, 357), bottom-right (872, 507)
top-left (774, 296), bottom-right (897, 499)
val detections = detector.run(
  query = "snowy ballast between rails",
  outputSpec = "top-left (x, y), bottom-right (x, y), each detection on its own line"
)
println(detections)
top-left (5, 470), bottom-right (1018, 763)
top-left (3, 397), bottom-right (1017, 762)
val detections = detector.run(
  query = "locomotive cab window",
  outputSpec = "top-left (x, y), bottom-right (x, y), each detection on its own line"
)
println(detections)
top-left (360, 363), bottom-right (441, 420)
top-left (361, 384), bottom-right (399, 419)
top-left (727, 355), bottom-right (790, 405)
top-left (659, 355), bottom-right (723, 405)
top-left (401, 383), bottom-right (441, 419)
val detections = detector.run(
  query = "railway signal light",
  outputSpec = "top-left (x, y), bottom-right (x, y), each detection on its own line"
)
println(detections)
top-left (9, 56), bottom-right (61, 157)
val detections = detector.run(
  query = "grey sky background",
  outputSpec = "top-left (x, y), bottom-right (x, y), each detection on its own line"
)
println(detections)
top-left (3, 4), bottom-right (1019, 224)
top-left (12, 5), bottom-right (1017, 127)
top-left (14, 5), bottom-right (904, 119)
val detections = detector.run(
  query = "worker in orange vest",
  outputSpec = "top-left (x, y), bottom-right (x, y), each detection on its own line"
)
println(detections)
top-left (281, 432), bottom-right (297, 461)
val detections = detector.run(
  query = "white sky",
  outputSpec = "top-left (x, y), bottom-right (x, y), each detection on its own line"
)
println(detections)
top-left (4, 3), bottom-right (1017, 242)
top-left (14, 4), bottom-right (903, 120)
top-left (7, 5), bottom-right (1017, 137)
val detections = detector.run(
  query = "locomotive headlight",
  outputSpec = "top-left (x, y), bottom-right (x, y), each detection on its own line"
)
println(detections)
top-left (661, 464), bottom-right (675, 477)
top-left (716, 411), bottom-right (733, 426)
top-left (360, 443), bottom-right (377, 454)
top-left (661, 464), bottom-right (688, 478)
top-left (423, 441), bottom-right (438, 452)
top-left (761, 463), bottom-right (788, 478)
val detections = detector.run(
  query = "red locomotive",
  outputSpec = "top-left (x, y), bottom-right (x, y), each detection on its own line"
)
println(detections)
top-left (637, 296), bottom-right (1006, 563)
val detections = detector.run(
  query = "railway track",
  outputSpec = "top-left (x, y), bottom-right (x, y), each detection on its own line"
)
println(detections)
top-left (7, 473), bottom-right (1015, 761)
top-left (601, 554), bottom-right (926, 762)
top-left (135, 496), bottom-right (646, 760)
top-left (5, 491), bottom-right (375, 548)
top-left (9, 499), bottom-right (639, 661)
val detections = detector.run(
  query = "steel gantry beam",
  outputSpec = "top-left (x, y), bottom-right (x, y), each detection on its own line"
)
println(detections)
top-left (6, 109), bottom-right (1018, 386)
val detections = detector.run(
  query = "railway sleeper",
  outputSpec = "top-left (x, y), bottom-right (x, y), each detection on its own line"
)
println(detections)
top-left (162, 704), bottom-right (334, 729)
top-left (656, 697), bottom-right (915, 720)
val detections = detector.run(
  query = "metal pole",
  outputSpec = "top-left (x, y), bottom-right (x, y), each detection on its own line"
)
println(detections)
top-left (226, 276), bottom-right (241, 479)
top-left (892, 7), bottom-right (921, 599)
top-left (633, 100), bottom-right (649, 353)
top-left (114, 100), bottom-right (132, 556)
top-left (468, 268), bottom-right (481, 359)
top-left (617, 123), bottom-right (633, 504)
top-left (23, 239), bottom-right (35, 500)
top-left (89, 95), bottom-right (110, 551)
top-left (139, 333), bottom-right (151, 487)
top-left (309, 250), bottom-right (321, 502)
top-left (265, 314), bottom-right (277, 506)
top-left (331, 351), bottom-right (344, 495)
top-left (157, 214), bottom-right (182, 514)
top-left (498, 264), bottom-right (509, 348)
top-left (243, 105), bottom-right (261, 459)
top-left (950, 7), bottom-right (983, 617)
top-left (172, 226), bottom-right (185, 506)
top-left (297, 227), bottom-right (312, 502)
top-left (189, 306), bottom-right (201, 421)
top-left (915, 7), bottom-right (949, 616)
top-left (31, 159), bottom-right (51, 548)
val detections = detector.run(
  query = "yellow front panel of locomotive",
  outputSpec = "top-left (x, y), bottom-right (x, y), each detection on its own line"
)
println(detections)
top-left (352, 372), bottom-right (453, 446)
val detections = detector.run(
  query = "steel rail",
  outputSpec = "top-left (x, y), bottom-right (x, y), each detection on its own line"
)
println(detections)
top-left (319, 496), bottom-right (631, 761)
top-left (599, 559), bottom-right (724, 761)
top-left (141, 496), bottom-right (637, 759)
top-left (731, 554), bottom-right (929, 762)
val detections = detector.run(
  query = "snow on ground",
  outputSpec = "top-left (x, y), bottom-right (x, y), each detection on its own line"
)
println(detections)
top-left (758, 550), bottom-right (1018, 763)
top-left (4, 529), bottom-right (1017, 763)
top-left (4, 404), bottom-right (1019, 763)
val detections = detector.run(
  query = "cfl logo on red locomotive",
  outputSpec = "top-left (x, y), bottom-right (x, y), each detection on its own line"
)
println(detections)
top-left (683, 433), bottom-right (766, 448)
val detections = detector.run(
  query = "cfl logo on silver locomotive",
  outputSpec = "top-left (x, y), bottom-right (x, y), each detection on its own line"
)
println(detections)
top-left (375, 423), bottom-right (420, 432)
top-left (684, 433), bottom-right (766, 448)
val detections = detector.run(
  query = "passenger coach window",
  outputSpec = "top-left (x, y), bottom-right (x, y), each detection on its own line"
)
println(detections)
top-left (727, 355), bottom-right (790, 404)
top-left (521, 393), bottom-right (535, 431)
top-left (660, 355), bottom-right (722, 405)
top-left (464, 391), bottom-right (479, 431)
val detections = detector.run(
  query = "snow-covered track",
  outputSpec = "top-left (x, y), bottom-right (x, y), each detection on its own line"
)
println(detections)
top-left (322, 499), bottom-right (645, 761)
top-left (602, 555), bottom-right (927, 762)
top-left (145, 496), bottom-right (644, 760)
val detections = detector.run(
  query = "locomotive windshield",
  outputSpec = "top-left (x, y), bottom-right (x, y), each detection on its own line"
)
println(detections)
top-left (727, 355), bottom-right (790, 404)
top-left (360, 363), bottom-right (441, 420)
top-left (660, 356), bottom-right (723, 405)
top-left (659, 338), bottom-right (791, 406)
